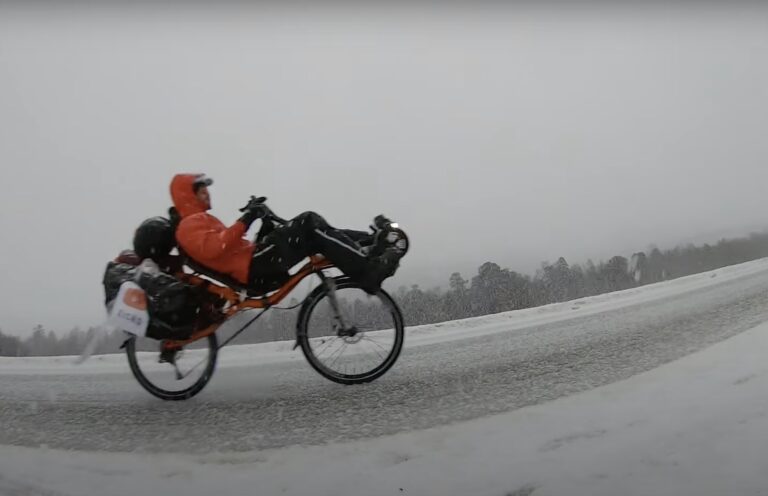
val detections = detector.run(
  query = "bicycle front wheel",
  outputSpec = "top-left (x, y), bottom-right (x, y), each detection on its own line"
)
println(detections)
top-left (297, 278), bottom-right (405, 385)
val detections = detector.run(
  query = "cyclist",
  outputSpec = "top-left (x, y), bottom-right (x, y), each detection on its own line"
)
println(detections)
top-left (169, 173), bottom-right (403, 294)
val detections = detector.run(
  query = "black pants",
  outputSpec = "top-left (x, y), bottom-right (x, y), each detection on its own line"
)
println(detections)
top-left (247, 211), bottom-right (372, 292)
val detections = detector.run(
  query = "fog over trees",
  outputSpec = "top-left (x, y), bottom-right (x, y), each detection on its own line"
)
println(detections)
top-left (4, 231), bottom-right (768, 357)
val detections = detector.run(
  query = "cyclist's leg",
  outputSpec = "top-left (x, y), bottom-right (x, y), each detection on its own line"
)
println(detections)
top-left (250, 212), bottom-right (387, 292)
top-left (248, 213), bottom-right (331, 289)
top-left (340, 229), bottom-right (373, 246)
top-left (293, 212), bottom-right (374, 275)
top-left (297, 212), bottom-right (398, 293)
top-left (247, 236), bottom-right (301, 291)
top-left (263, 212), bottom-right (372, 278)
top-left (247, 254), bottom-right (289, 293)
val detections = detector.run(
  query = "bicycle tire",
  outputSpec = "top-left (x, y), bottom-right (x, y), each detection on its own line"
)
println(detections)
top-left (297, 278), bottom-right (405, 385)
top-left (125, 334), bottom-right (218, 401)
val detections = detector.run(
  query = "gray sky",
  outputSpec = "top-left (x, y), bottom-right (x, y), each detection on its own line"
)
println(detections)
top-left (1, 3), bottom-right (767, 335)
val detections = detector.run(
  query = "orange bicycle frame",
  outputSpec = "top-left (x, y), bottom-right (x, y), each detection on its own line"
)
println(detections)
top-left (164, 256), bottom-right (333, 348)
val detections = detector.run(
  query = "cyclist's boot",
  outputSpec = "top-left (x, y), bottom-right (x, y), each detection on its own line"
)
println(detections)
top-left (358, 248), bottom-right (401, 295)
top-left (367, 215), bottom-right (408, 257)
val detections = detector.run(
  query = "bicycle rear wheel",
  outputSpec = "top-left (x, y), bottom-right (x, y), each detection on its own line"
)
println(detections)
top-left (297, 278), bottom-right (405, 385)
top-left (125, 333), bottom-right (218, 401)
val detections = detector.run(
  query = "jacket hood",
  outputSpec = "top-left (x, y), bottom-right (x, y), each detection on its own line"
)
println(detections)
top-left (170, 174), bottom-right (209, 218)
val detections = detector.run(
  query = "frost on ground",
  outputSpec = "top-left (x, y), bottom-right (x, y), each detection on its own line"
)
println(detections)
top-left (3, 315), bottom-right (768, 496)
top-left (3, 260), bottom-right (768, 495)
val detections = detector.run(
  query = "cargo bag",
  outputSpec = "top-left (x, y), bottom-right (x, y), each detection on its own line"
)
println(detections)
top-left (102, 262), bottom-right (200, 340)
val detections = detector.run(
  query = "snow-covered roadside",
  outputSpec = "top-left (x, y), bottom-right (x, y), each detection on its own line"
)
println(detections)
top-left (3, 257), bottom-right (768, 375)
top-left (4, 302), bottom-right (768, 496)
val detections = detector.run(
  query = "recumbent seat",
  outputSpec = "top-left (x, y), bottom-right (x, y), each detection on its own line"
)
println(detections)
top-left (177, 250), bottom-right (263, 297)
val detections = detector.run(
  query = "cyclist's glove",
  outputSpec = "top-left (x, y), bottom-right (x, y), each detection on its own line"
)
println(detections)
top-left (238, 197), bottom-right (268, 229)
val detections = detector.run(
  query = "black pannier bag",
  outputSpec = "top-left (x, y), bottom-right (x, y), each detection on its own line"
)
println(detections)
top-left (102, 262), bottom-right (201, 340)
top-left (137, 270), bottom-right (200, 340)
top-left (102, 261), bottom-right (137, 305)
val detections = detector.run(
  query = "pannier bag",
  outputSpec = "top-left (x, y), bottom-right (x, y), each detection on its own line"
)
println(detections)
top-left (102, 261), bottom-right (201, 340)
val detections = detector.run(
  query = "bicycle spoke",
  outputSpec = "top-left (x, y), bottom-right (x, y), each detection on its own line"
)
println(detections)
top-left (324, 339), bottom-right (348, 364)
top-left (313, 336), bottom-right (340, 358)
top-left (361, 337), bottom-right (388, 362)
top-left (317, 339), bottom-right (344, 360)
top-left (362, 335), bottom-right (391, 353)
top-left (329, 343), bottom-right (349, 369)
top-left (178, 353), bottom-right (212, 380)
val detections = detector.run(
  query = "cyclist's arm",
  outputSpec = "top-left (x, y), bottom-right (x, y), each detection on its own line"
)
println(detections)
top-left (178, 215), bottom-right (247, 259)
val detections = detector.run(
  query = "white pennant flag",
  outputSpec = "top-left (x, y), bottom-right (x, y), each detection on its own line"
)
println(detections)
top-left (105, 281), bottom-right (149, 337)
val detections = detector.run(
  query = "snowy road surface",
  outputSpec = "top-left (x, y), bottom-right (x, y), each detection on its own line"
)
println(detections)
top-left (3, 260), bottom-right (768, 455)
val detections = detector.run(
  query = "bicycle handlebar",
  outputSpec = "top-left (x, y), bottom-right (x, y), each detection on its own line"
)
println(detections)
top-left (244, 196), bottom-right (288, 225)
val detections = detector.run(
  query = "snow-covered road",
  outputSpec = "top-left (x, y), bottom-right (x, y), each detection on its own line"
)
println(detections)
top-left (3, 260), bottom-right (768, 455)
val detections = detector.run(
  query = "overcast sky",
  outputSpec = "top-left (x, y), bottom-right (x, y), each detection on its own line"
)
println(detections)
top-left (1, 3), bottom-right (767, 335)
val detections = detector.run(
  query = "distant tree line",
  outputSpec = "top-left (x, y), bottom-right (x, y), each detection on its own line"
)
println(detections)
top-left (4, 230), bottom-right (768, 357)
top-left (393, 231), bottom-right (768, 326)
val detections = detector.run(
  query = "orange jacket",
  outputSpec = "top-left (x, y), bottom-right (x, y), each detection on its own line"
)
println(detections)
top-left (170, 174), bottom-right (255, 283)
